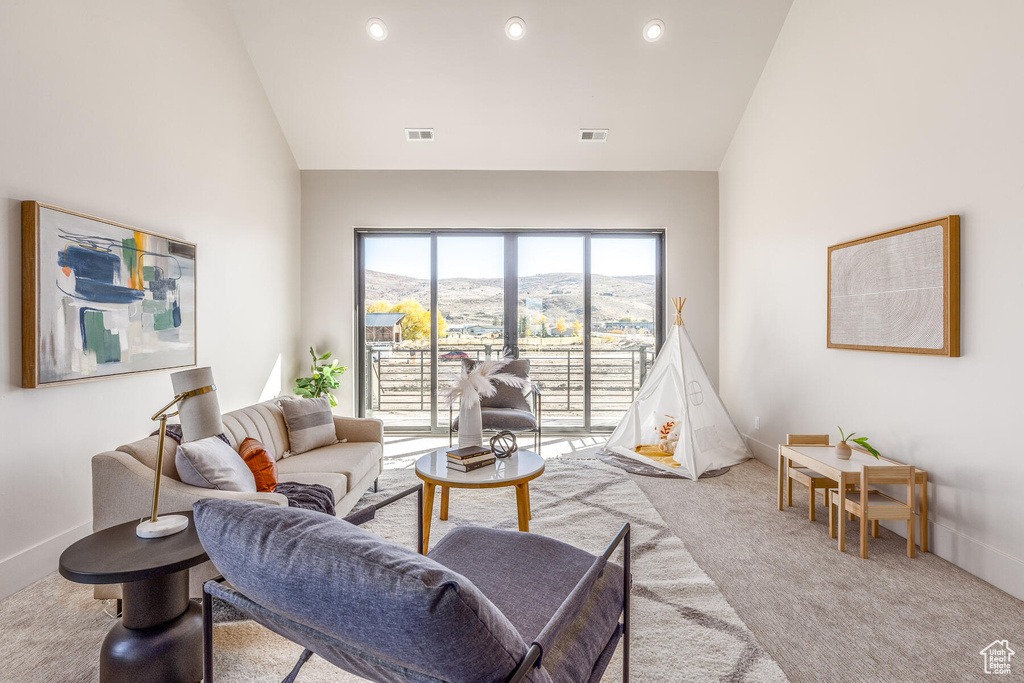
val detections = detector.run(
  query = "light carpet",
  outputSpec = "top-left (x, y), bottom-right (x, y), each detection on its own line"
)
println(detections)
top-left (626, 456), bottom-right (1024, 683)
top-left (0, 459), bottom-right (785, 683)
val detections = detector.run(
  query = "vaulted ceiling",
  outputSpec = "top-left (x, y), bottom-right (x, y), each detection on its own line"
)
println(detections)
top-left (226, 0), bottom-right (792, 171)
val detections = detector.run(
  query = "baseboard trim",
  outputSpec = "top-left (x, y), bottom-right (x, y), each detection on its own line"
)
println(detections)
top-left (742, 433), bottom-right (1024, 601)
top-left (743, 434), bottom-right (778, 466)
top-left (0, 521), bottom-right (92, 600)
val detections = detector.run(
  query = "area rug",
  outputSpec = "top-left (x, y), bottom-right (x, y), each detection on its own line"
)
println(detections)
top-left (0, 459), bottom-right (786, 682)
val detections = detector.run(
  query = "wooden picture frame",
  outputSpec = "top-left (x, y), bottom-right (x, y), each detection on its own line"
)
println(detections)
top-left (827, 216), bottom-right (959, 357)
top-left (22, 201), bottom-right (197, 388)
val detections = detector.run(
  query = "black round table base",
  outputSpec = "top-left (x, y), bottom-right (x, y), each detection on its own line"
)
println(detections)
top-left (59, 511), bottom-right (209, 683)
top-left (99, 573), bottom-right (203, 683)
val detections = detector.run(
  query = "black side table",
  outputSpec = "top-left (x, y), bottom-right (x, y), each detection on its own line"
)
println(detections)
top-left (60, 511), bottom-right (209, 683)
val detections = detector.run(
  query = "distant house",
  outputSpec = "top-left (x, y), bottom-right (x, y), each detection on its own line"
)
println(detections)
top-left (366, 312), bottom-right (406, 343)
top-left (592, 321), bottom-right (655, 332)
top-left (464, 324), bottom-right (503, 336)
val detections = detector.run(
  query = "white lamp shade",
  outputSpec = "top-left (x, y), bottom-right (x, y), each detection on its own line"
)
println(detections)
top-left (171, 367), bottom-right (223, 442)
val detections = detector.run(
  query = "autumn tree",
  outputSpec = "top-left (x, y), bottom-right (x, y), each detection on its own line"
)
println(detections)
top-left (556, 317), bottom-right (567, 336)
top-left (370, 299), bottom-right (447, 340)
top-left (572, 319), bottom-right (582, 337)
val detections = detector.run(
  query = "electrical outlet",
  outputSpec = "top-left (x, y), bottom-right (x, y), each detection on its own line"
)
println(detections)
top-left (754, 416), bottom-right (761, 430)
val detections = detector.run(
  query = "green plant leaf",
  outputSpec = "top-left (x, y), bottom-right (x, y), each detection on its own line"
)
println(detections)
top-left (296, 346), bottom-right (345, 404)
top-left (837, 426), bottom-right (845, 441)
top-left (851, 436), bottom-right (880, 459)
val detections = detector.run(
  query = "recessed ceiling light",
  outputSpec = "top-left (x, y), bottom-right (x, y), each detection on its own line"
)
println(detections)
top-left (643, 19), bottom-right (664, 42)
top-left (505, 17), bottom-right (526, 40)
top-left (366, 18), bottom-right (387, 41)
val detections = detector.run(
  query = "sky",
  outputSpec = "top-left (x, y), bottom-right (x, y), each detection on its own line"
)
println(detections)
top-left (364, 234), bottom-right (656, 280)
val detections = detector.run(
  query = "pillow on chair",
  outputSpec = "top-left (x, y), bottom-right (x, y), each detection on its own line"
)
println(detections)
top-left (462, 359), bottom-right (531, 411)
top-left (176, 436), bottom-right (257, 492)
top-left (280, 397), bottom-right (337, 455)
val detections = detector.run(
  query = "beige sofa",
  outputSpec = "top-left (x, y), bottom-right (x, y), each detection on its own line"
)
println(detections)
top-left (91, 396), bottom-right (383, 599)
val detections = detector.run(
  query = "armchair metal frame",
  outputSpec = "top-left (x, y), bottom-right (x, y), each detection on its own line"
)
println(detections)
top-left (202, 484), bottom-right (630, 683)
top-left (507, 521), bottom-right (630, 682)
top-left (449, 382), bottom-right (543, 453)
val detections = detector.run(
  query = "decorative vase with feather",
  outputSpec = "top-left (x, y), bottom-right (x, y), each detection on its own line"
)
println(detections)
top-left (445, 360), bottom-right (530, 448)
top-left (459, 399), bottom-right (483, 448)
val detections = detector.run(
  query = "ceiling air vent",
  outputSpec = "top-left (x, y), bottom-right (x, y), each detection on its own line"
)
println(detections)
top-left (579, 129), bottom-right (609, 142)
top-left (405, 128), bottom-right (435, 141)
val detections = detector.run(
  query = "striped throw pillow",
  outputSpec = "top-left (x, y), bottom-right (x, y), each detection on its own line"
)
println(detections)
top-left (280, 397), bottom-right (337, 455)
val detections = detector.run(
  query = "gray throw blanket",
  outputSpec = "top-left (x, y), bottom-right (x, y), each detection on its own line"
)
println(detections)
top-left (151, 425), bottom-right (336, 516)
top-left (274, 482), bottom-right (336, 516)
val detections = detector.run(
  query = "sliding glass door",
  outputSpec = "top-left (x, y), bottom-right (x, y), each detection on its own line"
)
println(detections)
top-left (361, 235), bottom-right (432, 428)
top-left (517, 235), bottom-right (586, 430)
top-left (435, 234), bottom-right (506, 404)
top-left (590, 237), bottom-right (658, 429)
top-left (357, 230), bottom-right (662, 433)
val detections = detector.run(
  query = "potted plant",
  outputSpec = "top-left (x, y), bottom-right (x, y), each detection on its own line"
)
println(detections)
top-left (835, 426), bottom-right (881, 460)
top-left (294, 347), bottom-right (347, 407)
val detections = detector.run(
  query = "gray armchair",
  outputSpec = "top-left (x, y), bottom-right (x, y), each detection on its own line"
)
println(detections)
top-left (196, 488), bottom-right (630, 683)
top-left (450, 358), bottom-right (543, 453)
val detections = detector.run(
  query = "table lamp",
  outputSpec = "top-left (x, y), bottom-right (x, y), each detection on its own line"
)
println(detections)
top-left (137, 366), bottom-right (223, 538)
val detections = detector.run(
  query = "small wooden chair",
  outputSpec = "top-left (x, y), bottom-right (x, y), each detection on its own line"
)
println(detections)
top-left (785, 434), bottom-right (837, 521)
top-left (828, 465), bottom-right (916, 559)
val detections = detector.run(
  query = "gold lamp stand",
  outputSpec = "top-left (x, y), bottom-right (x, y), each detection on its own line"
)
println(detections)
top-left (136, 384), bottom-right (216, 539)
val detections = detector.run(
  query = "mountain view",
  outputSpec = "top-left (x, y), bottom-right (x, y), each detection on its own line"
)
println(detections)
top-left (366, 270), bottom-right (656, 327)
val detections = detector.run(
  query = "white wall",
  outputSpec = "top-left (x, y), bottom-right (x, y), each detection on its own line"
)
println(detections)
top-left (720, 0), bottom-right (1024, 598)
top-left (301, 171), bottom-right (720, 415)
top-left (0, 1), bottom-right (301, 597)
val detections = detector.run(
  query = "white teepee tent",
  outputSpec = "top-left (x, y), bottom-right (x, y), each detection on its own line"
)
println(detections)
top-left (606, 297), bottom-right (750, 480)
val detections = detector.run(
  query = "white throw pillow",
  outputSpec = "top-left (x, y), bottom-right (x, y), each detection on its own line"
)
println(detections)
top-left (176, 436), bottom-right (257, 492)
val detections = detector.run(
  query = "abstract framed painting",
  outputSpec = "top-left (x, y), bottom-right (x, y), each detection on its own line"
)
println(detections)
top-left (827, 215), bottom-right (959, 357)
top-left (22, 201), bottom-right (197, 387)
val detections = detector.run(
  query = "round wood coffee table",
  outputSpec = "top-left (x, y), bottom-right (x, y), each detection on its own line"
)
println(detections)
top-left (415, 448), bottom-right (545, 553)
top-left (59, 511), bottom-right (208, 683)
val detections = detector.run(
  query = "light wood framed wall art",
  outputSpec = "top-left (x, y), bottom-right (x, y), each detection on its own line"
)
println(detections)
top-left (827, 216), bottom-right (959, 356)
top-left (22, 201), bottom-right (197, 388)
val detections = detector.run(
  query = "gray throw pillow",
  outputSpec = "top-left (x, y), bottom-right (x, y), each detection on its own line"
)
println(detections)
top-left (280, 397), bottom-right (336, 455)
top-left (463, 359), bottom-right (532, 411)
top-left (175, 436), bottom-right (257, 492)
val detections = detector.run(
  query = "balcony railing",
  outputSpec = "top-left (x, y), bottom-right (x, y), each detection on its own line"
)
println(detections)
top-left (364, 343), bottom-right (654, 430)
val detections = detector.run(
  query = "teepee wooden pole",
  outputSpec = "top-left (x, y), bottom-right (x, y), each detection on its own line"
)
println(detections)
top-left (673, 297), bottom-right (686, 325)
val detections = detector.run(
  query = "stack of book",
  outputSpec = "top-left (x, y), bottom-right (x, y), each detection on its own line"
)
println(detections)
top-left (446, 445), bottom-right (496, 472)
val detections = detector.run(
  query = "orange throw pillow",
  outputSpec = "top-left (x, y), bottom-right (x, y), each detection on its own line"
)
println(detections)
top-left (239, 438), bottom-right (278, 493)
